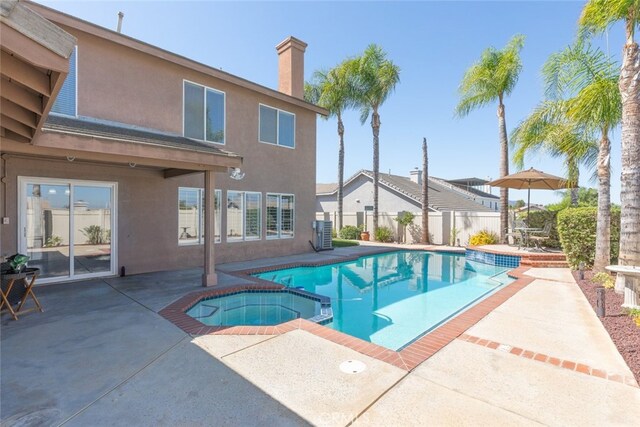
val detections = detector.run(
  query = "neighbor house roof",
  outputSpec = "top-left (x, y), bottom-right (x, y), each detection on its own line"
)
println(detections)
top-left (431, 176), bottom-right (499, 200)
top-left (316, 183), bottom-right (338, 195)
top-left (446, 177), bottom-right (489, 187)
top-left (318, 170), bottom-right (494, 212)
top-left (25, 0), bottom-right (327, 117)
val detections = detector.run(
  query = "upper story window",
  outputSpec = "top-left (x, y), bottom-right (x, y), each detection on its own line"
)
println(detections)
top-left (183, 81), bottom-right (225, 144)
top-left (51, 46), bottom-right (77, 116)
top-left (259, 104), bottom-right (295, 148)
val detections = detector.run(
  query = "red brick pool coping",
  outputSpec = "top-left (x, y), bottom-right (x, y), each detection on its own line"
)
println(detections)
top-left (160, 252), bottom-right (537, 371)
top-left (458, 333), bottom-right (639, 388)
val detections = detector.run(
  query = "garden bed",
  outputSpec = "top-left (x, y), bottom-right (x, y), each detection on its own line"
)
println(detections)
top-left (573, 271), bottom-right (639, 383)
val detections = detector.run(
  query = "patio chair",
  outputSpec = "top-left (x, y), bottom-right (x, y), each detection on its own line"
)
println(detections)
top-left (505, 217), bottom-right (526, 248)
top-left (529, 221), bottom-right (553, 251)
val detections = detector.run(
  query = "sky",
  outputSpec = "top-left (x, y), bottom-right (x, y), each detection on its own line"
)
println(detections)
top-left (40, 0), bottom-right (623, 205)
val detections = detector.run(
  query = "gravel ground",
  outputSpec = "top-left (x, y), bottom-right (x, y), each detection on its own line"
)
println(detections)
top-left (573, 271), bottom-right (639, 383)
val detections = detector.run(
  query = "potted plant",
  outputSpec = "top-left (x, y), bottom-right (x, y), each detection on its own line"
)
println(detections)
top-left (360, 224), bottom-right (370, 241)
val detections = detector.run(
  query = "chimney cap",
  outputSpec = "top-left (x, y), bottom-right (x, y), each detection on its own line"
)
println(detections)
top-left (276, 36), bottom-right (308, 53)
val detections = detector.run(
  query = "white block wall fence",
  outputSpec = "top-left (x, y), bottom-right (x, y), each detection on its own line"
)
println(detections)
top-left (316, 211), bottom-right (501, 246)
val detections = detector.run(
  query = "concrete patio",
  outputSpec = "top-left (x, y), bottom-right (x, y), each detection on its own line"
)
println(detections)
top-left (2, 245), bottom-right (639, 426)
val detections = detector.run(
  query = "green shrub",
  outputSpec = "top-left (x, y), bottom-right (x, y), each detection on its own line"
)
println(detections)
top-left (81, 225), bottom-right (108, 245)
top-left (557, 207), bottom-right (620, 269)
top-left (374, 226), bottom-right (394, 243)
top-left (592, 272), bottom-right (615, 289)
top-left (523, 211), bottom-right (561, 249)
top-left (469, 229), bottom-right (499, 246)
top-left (339, 225), bottom-right (362, 240)
top-left (394, 212), bottom-right (415, 227)
top-left (44, 235), bottom-right (62, 247)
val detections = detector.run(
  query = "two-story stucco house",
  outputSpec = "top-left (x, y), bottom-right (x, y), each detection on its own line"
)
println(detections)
top-left (0, 0), bottom-right (325, 285)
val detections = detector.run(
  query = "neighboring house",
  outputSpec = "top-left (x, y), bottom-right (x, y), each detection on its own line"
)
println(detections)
top-left (316, 169), bottom-right (495, 214)
top-left (515, 204), bottom-right (547, 214)
top-left (0, 0), bottom-right (325, 285)
top-left (437, 176), bottom-right (500, 211)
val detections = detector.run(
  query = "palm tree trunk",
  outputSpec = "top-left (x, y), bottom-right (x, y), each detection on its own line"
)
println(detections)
top-left (497, 99), bottom-right (509, 242)
top-left (567, 159), bottom-right (580, 207)
top-left (617, 39), bottom-right (640, 297)
top-left (337, 113), bottom-right (345, 231)
top-left (372, 110), bottom-right (380, 238)
top-left (422, 137), bottom-right (429, 243)
top-left (594, 132), bottom-right (611, 272)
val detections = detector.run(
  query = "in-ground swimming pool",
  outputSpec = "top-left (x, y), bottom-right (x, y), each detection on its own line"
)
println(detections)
top-left (255, 251), bottom-right (513, 350)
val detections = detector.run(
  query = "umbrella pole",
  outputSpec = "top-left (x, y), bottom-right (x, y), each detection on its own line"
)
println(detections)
top-left (527, 187), bottom-right (531, 222)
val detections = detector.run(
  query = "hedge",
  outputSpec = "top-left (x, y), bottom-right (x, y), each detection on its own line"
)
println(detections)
top-left (557, 207), bottom-right (620, 269)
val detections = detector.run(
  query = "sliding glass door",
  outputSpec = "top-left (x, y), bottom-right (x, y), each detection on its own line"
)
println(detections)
top-left (20, 177), bottom-right (117, 283)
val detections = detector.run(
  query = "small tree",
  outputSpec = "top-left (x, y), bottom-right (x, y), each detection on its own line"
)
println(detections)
top-left (394, 211), bottom-right (415, 243)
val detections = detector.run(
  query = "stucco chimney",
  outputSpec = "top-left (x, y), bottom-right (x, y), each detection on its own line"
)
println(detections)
top-left (276, 36), bottom-right (307, 99)
top-left (410, 168), bottom-right (422, 185)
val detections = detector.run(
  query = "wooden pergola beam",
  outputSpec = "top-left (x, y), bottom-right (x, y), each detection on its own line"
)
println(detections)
top-left (0, 78), bottom-right (43, 114)
top-left (1, 114), bottom-right (32, 139)
top-left (164, 168), bottom-right (205, 179)
top-left (1, 98), bottom-right (36, 129)
top-left (0, 50), bottom-right (50, 96)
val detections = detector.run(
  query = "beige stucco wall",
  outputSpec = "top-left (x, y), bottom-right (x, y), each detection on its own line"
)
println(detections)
top-left (0, 17), bottom-right (318, 276)
top-left (0, 156), bottom-right (316, 274)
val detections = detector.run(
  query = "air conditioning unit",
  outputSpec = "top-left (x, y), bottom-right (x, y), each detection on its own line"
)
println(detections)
top-left (312, 220), bottom-right (333, 251)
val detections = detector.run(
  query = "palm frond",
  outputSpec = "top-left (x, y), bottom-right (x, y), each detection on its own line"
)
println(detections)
top-left (567, 78), bottom-right (621, 131)
top-left (455, 34), bottom-right (524, 116)
top-left (350, 44), bottom-right (400, 123)
top-left (579, 0), bottom-right (640, 41)
top-left (543, 43), bottom-right (618, 99)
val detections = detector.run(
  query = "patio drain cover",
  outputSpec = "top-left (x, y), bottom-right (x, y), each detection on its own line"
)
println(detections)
top-left (340, 360), bottom-right (366, 374)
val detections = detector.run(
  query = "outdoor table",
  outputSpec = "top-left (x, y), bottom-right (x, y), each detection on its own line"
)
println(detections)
top-left (0, 268), bottom-right (42, 320)
top-left (514, 227), bottom-right (542, 248)
top-left (605, 265), bottom-right (640, 309)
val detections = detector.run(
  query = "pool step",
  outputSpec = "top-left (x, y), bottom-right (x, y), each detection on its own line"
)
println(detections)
top-left (520, 259), bottom-right (569, 268)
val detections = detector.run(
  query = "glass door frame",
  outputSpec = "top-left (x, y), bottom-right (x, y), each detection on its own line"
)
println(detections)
top-left (18, 176), bottom-right (118, 284)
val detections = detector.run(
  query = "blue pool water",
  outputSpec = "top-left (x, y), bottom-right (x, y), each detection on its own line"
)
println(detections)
top-left (255, 251), bottom-right (513, 350)
top-left (186, 291), bottom-right (323, 326)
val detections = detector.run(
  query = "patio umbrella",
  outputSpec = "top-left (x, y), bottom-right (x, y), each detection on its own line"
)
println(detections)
top-left (487, 167), bottom-right (578, 219)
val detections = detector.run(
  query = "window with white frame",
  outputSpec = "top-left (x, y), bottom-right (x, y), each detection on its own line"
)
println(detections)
top-left (266, 193), bottom-right (295, 239)
top-left (259, 104), bottom-right (295, 148)
top-left (227, 191), bottom-right (261, 241)
top-left (183, 81), bottom-right (225, 144)
top-left (51, 46), bottom-right (77, 116)
top-left (245, 192), bottom-right (261, 240)
top-left (178, 187), bottom-right (221, 245)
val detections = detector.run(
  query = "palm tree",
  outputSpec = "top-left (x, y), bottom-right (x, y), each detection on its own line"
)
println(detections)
top-left (304, 63), bottom-right (355, 231)
top-left (510, 99), bottom-right (599, 207)
top-left (542, 43), bottom-right (621, 272)
top-left (349, 44), bottom-right (400, 238)
top-left (456, 35), bottom-right (525, 243)
top-left (580, 1), bottom-right (640, 287)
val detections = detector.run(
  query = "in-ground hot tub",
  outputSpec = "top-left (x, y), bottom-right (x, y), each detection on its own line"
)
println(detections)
top-left (186, 288), bottom-right (332, 326)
